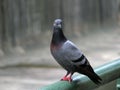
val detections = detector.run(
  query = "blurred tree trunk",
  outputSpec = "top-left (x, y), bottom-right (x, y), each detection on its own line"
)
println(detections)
top-left (0, 0), bottom-right (119, 54)
top-left (62, 0), bottom-right (119, 36)
top-left (98, 0), bottom-right (119, 26)
top-left (0, 0), bottom-right (3, 50)
top-left (0, 0), bottom-right (10, 53)
top-left (80, 0), bottom-right (119, 28)
top-left (62, 0), bottom-right (74, 35)
top-left (40, 0), bottom-right (63, 31)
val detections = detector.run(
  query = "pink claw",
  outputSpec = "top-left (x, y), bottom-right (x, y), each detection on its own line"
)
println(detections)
top-left (61, 76), bottom-right (72, 82)
top-left (61, 73), bottom-right (73, 82)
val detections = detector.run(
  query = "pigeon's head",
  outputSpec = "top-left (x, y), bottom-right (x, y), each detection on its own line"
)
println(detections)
top-left (53, 19), bottom-right (62, 29)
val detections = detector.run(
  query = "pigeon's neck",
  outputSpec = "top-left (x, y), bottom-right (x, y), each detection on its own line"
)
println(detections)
top-left (51, 28), bottom-right (67, 46)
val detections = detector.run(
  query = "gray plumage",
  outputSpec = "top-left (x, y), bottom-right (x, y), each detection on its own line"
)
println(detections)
top-left (50, 19), bottom-right (102, 84)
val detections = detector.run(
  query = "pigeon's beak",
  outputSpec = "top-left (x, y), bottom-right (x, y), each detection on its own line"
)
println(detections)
top-left (53, 23), bottom-right (62, 28)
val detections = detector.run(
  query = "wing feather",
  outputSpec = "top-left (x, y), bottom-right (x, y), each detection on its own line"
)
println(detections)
top-left (61, 40), bottom-right (89, 66)
top-left (61, 40), bottom-right (82, 60)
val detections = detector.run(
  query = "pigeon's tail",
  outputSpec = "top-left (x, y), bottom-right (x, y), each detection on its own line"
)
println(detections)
top-left (87, 72), bottom-right (102, 85)
top-left (78, 65), bottom-right (102, 85)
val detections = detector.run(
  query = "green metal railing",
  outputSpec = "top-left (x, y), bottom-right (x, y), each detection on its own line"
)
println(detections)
top-left (117, 78), bottom-right (120, 90)
top-left (39, 59), bottom-right (120, 90)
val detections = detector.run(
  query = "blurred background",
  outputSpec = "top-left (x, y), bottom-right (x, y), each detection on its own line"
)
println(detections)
top-left (0, 0), bottom-right (120, 90)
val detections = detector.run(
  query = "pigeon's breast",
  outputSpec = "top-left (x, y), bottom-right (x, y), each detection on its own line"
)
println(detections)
top-left (51, 40), bottom-right (82, 71)
top-left (52, 50), bottom-right (75, 71)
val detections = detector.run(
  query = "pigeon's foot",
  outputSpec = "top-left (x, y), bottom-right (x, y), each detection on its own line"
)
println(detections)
top-left (61, 72), bottom-right (73, 82)
top-left (61, 76), bottom-right (72, 82)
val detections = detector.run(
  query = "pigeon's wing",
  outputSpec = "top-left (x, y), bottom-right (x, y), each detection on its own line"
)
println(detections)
top-left (61, 40), bottom-right (89, 65)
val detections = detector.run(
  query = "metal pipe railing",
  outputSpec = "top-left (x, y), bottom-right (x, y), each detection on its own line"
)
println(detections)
top-left (117, 78), bottom-right (120, 90)
top-left (39, 59), bottom-right (120, 90)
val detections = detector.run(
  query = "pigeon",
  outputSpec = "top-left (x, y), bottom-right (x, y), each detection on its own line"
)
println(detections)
top-left (50, 19), bottom-right (102, 84)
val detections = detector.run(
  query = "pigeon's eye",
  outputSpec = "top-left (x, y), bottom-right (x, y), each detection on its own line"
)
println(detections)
top-left (60, 22), bottom-right (62, 25)
top-left (57, 23), bottom-right (60, 25)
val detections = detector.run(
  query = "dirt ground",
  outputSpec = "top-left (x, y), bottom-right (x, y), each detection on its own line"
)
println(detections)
top-left (0, 27), bottom-right (120, 90)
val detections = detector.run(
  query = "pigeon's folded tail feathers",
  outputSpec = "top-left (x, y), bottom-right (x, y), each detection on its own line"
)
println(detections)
top-left (87, 72), bottom-right (102, 84)
top-left (78, 65), bottom-right (102, 84)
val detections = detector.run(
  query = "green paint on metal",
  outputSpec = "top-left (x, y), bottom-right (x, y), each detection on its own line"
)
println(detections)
top-left (39, 59), bottom-right (120, 90)
top-left (117, 78), bottom-right (120, 90)
top-left (40, 81), bottom-right (78, 90)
